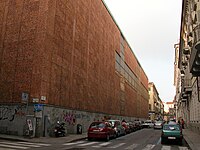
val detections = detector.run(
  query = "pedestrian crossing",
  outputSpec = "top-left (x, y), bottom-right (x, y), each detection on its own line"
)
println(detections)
top-left (63, 140), bottom-right (190, 150)
top-left (0, 140), bottom-right (190, 150)
top-left (0, 141), bottom-right (51, 150)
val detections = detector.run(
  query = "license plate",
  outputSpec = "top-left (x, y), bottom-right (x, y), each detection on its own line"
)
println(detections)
top-left (168, 137), bottom-right (176, 139)
top-left (93, 130), bottom-right (99, 132)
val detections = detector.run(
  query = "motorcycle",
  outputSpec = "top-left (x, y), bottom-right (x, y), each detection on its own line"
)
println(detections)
top-left (54, 121), bottom-right (66, 137)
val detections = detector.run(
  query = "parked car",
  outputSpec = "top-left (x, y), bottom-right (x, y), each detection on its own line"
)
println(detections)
top-left (107, 120), bottom-right (126, 137)
top-left (161, 123), bottom-right (183, 145)
top-left (142, 120), bottom-right (154, 128)
top-left (154, 121), bottom-right (163, 129)
top-left (122, 122), bottom-right (131, 134)
top-left (127, 121), bottom-right (137, 132)
top-left (134, 120), bottom-right (143, 130)
top-left (87, 121), bottom-right (116, 141)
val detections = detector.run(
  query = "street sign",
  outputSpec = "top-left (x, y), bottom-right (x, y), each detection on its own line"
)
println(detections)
top-left (22, 92), bottom-right (29, 103)
top-left (41, 96), bottom-right (46, 101)
top-left (32, 98), bottom-right (39, 103)
top-left (34, 104), bottom-right (43, 112)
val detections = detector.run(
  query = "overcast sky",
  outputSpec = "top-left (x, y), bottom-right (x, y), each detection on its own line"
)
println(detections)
top-left (103, 0), bottom-right (182, 102)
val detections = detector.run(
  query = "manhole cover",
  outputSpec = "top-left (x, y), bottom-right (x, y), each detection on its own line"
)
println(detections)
top-left (65, 148), bottom-right (85, 150)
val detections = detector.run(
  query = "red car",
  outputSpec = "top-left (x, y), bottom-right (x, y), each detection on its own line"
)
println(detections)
top-left (87, 121), bottom-right (117, 141)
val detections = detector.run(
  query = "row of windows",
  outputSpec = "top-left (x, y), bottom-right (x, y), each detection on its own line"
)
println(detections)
top-left (115, 51), bottom-right (149, 100)
top-left (116, 52), bottom-right (137, 78)
top-left (115, 52), bottom-right (138, 89)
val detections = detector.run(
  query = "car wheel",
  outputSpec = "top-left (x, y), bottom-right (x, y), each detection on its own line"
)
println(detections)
top-left (88, 137), bottom-right (92, 141)
top-left (116, 131), bottom-right (120, 137)
top-left (179, 140), bottom-right (182, 146)
top-left (161, 138), bottom-right (165, 144)
top-left (113, 132), bottom-right (117, 139)
top-left (105, 134), bottom-right (110, 141)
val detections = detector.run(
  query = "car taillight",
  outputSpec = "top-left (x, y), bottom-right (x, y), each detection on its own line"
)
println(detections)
top-left (88, 128), bottom-right (93, 132)
top-left (99, 128), bottom-right (103, 131)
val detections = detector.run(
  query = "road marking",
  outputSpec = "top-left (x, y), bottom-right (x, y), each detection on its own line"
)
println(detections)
top-left (0, 148), bottom-right (15, 150)
top-left (179, 147), bottom-right (189, 150)
top-left (157, 138), bottom-right (161, 145)
top-left (108, 143), bottom-right (125, 148)
top-left (161, 145), bottom-right (171, 150)
top-left (125, 143), bottom-right (139, 149)
top-left (92, 142), bottom-right (111, 148)
top-left (0, 143), bottom-right (28, 149)
top-left (17, 142), bottom-right (51, 146)
top-left (142, 144), bottom-right (155, 150)
top-left (63, 140), bottom-right (86, 145)
top-left (0, 141), bottom-right (40, 148)
top-left (78, 141), bottom-right (99, 146)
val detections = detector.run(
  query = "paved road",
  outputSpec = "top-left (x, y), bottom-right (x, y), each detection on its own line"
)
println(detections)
top-left (0, 129), bottom-right (190, 150)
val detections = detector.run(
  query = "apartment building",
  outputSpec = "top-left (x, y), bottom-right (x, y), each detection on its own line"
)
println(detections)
top-left (176, 0), bottom-right (200, 134)
top-left (0, 0), bottom-right (149, 136)
top-left (148, 82), bottom-right (164, 120)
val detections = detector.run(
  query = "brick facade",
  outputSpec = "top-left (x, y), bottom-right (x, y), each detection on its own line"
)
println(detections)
top-left (0, 0), bottom-right (148, 118)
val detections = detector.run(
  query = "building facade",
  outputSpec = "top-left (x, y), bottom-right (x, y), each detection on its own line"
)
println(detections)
top-left (175, 0), bottom-right (200, 134)
top-left (0, 0), bottom-right (149, 136)
top-left (148, 82), bottom-right (164, 120)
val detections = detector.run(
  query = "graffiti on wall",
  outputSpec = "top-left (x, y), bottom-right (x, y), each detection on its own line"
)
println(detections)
top-left (0, 105), bottom-right (26, 121)
top-left (63, 111), bottom-right (76, 125)
top-left (48, 108), bottom-right (103, 128)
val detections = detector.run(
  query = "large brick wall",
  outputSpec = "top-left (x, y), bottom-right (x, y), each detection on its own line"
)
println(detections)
top-left (0, 0), bottom-right (148, 118)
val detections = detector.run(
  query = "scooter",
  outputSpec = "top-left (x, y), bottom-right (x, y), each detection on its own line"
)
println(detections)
top-left (54, 121), bottom-right (65, 137)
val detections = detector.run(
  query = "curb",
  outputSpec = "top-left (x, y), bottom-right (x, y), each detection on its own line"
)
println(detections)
top-left (69, 137), bottom-right (88, 142)
top-left (0, 136), bottom-right (31, 142)
top-left (0, 134), bottom-right (88, 144)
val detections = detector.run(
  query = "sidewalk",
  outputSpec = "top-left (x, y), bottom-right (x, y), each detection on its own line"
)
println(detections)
top-left (0, 133), bottom-right (88, 144)
top-left (183, 128), bottom-right (200, 150)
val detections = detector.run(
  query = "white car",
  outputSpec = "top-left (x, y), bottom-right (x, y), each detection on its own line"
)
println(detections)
top-left (142, 120), bottom-right (154, 128)
top-left (154, 121), bottom-right (163, 129)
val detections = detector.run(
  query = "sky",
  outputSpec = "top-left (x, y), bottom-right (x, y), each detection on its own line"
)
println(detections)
top-left (103, 0), bottom-right (182, 102)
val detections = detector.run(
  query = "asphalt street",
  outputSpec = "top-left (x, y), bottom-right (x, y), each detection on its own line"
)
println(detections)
top-left (0, 128), bottom-right (190, 150)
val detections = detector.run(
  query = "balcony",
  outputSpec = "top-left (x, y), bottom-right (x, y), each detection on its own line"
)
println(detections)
top-left (190, 24), bottom-right (200, 76)
top-left (181, 98), bottom-right (187, 102)
top-left (184, 79), bottom-right (192, 94)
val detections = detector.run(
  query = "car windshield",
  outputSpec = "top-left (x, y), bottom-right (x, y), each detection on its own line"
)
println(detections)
top-left (90, 122), bottom-right (106, 128)
top-left (155, 121), bottom-right (162, 124)
top-left (168, 121), bottom-right (177, 124)
top-left (145, 121), bottom-right (152, 123)
top-left (163, 125), bottom-right (180, 131)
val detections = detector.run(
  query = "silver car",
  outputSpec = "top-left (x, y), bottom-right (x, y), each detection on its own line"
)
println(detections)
top-left (107, 120), bottom-right (126, 137)
top-left (142, 120), bottom-right (154, 128)
top-left (154, 121), bottom-right (163, 129)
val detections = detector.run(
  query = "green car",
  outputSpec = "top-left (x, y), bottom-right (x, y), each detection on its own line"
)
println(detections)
top-left (161, 123), bottom-right (183, 145)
